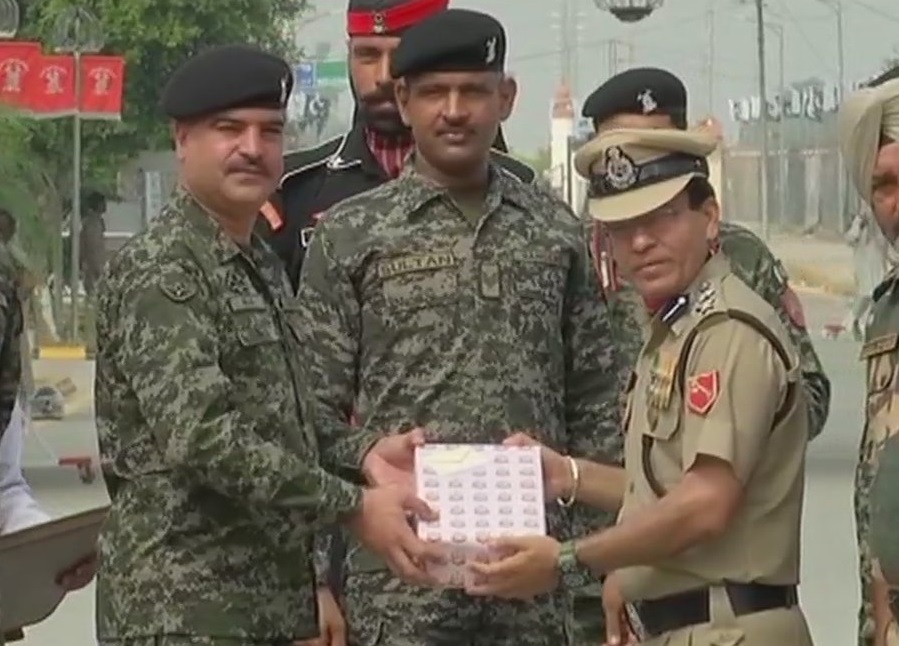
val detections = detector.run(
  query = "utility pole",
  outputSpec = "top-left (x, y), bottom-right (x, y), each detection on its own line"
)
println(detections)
top-left (835, 1), bottom-right (847, 227)
top-left (554, 0), bottom-right (579, 88)
top-left (706, 4), bottom-right (715, 115)
top-left (754, 0), bottom-right (771, 241)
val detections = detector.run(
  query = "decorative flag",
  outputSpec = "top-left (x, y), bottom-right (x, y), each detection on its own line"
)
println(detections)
top-left (29, 54), bottom-right (77, 118)
top-left (0, 41), bottom-right (41, 113)
top-left (79, 54), bottom-right (125, 119)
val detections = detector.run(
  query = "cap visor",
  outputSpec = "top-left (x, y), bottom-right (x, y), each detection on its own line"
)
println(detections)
top-left (587, 174), bottom-right (696, 223)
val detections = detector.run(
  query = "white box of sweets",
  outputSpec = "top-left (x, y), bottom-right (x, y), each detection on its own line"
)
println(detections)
top-left (414, 444), bottom-right (547, 588)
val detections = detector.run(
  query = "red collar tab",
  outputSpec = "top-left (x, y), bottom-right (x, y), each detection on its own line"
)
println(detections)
top-left (347, 0), bottom-right (449, 36)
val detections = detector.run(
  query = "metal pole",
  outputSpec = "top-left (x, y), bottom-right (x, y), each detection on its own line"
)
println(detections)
top-left (754, 0), bottom-right (770, 241)
top-left (707, 5), bottom-right (715, 114)
top-left (777, 26), bottom-right (786, 230)
top-left (70, 47), bottom-right (81, 342)
top-left (835, 1), bottom-right (847, 227)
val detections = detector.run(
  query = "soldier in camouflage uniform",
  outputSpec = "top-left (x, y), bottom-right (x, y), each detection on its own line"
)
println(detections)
top-left (567, 67), bottom-right (832, 646)
top-left (94, 45), bottom-right (440, 646)
top-left (839, 77), bottom-right (899, 646)
top-left (0, 227), bottom-right (21, 448)
top-left (295, 10), bottom-right (622, 645)
top-left (0, 210), bottom-right (33, 415)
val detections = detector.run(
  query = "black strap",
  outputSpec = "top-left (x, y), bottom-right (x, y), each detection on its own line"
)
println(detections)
top-left (634, 582), bottom-right (798, 639)
top-left (286, 171), bottom-right (330, 294)
top-left (641, 310), bottom-right (796, 498)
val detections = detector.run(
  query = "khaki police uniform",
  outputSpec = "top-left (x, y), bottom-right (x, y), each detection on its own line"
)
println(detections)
top-left (574, 128), bottom-right (813, 646)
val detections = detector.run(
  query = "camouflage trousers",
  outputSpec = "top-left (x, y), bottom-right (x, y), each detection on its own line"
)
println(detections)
top-left (342, 570), bottom-right (571, 646)
top-left (570, 584), bottom-right (606, 646)
top-left (857, 445), bottom-right (876, 646)
top-left (98, 638), bottom-right (301, 645)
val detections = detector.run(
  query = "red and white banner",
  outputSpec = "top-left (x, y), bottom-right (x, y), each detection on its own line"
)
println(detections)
top-left (0, 41), bottom-right (41, 113)
top-left (79, 55), bottom-right (125, 119)
top-left (29, 54), bottom-right (77, 118)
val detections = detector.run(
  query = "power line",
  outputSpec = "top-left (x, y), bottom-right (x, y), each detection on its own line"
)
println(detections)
top-left (770, 0), bottom-right (837, 78)
top-left (509, 10), bottom-right (728, 65)
top-left (843, 0), bottom-right (899, 24)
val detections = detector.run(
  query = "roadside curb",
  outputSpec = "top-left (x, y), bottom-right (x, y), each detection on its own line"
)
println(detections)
top-left (783, 261), bottom-right (855, 298)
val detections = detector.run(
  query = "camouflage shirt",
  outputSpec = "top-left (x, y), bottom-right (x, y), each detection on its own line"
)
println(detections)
top-left (93, 191), bottom-right (363, 642)
top-left (593, 219), bottom-right (831, 442)
top-left (0, 243), bottom-right (21, 439)
top-left (296, 162), bottom-right (624, 573)
top-left (860, 267), bottom-right (899, 638)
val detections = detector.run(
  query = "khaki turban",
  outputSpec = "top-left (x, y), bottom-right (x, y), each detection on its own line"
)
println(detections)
top-left (838, 78), bottom-right (899, 205)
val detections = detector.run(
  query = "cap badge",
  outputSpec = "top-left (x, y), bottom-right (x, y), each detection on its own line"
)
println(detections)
top-left (637, 89), bottom-right (657, 114)
top-left (485, 37), bottom-right (498, 64)
top-left (603, 146), bottom-right (637, 191)
top-left (373, 11), bottom-right (386, 34)
top-left (279, 75), bottom-right (288, 105)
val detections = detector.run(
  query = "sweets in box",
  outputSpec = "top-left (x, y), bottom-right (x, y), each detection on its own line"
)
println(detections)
top-left (414, 443), bottom-right (547, 588)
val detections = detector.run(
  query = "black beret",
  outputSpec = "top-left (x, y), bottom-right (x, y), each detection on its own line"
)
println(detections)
top-left (390, 9), bottom-right (506, 79)
top-left (346, 0), bottom-right (448, 36)
top-left (162, 44), bottom-right (293, 120)
top-left (581, 67), bottom-right (687, 127)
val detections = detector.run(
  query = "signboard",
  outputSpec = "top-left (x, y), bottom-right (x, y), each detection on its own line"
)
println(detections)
top-left (293, 60), bottom-right (347, 90)
top-left (295, 61), bottom-right (316, 90)
top-left (314, 60), bottom-right (348, 88)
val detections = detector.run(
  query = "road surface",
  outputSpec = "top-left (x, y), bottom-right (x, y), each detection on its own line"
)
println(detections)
top-left (16, 290), bottom-right (864, 645)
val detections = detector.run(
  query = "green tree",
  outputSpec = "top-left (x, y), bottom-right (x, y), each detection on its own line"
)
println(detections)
top-left (0, 108), bottom-right (51, 279)
top-left (13, 0), bottom-right (309, 332)
top-left (17, 0), bottom-right (309, 194)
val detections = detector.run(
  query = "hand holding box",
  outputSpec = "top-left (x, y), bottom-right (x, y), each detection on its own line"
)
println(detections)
top-left (414, 444), bottom-right (547, 588)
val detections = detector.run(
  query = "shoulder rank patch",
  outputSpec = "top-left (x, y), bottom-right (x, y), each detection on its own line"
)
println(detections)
top-left (693, 281), bottom-right (717, 317)
top-left (780, 285), bottom-right (807, 330)
top-left (158, 272), bottom-right (197, 303)
top-left (861, 333), bottom-right (899, 360)
top-left (687, 370), bottom-right (720, 416)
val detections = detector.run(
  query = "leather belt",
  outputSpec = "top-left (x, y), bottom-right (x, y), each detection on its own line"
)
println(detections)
top-left (630, 582), bottom-right (798, 639)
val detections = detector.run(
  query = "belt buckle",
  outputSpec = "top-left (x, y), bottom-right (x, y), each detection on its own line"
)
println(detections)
top-left (300, 226), bottom-right (315, 248)
top-left (625, 602), bottom-right (648, 641)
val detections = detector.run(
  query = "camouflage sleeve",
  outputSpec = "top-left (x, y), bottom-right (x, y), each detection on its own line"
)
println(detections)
top-left (0, 282), bottom-right (21, 437)
top-left (723, 232), bottom-right (831, 441)
top-left (113, 263), bottom-right (363, 525)
top-left (313, 529), bottom-right (334, 588)
top-left (294, 221), bottom-right (381, 481)
top-left (562, 223), bottom-right (625, 539)
top-left (768, 259), bottom-right (831, 440)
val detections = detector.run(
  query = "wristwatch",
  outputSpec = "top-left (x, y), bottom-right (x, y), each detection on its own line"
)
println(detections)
top-left (557, 540), bottom-right (592, 590)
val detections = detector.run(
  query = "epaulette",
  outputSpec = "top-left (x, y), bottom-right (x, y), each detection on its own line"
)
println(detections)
top-left (490, 149), bottom-right (537, 184)
top-left (280, 134), bottom-right (346, 187)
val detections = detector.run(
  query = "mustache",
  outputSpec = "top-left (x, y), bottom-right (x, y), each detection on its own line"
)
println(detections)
top-left (360, 84), bottom-right (397, 106)
top-left (226, 158), bottom-right (267, 175)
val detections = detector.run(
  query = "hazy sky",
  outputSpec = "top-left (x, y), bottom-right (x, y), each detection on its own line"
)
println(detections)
top-left (302, 0), bottom-right (899, 153)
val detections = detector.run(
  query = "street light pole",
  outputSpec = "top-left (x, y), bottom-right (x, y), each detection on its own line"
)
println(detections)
top-left (835, 2), bottom-right (847, 225)
top-left (815, 0), bottom-right (848, 226)
top-left (706, 4), bottom-right (715, 114)
top-left (51, 6), bottom-right (104, 342)
top-left (754, 0), bottom-right (771, 240)
top-left (769, 23), bottom-right (786, 232)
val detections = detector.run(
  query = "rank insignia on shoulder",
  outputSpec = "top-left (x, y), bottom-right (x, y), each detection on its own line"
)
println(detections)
top-left (693, 281), bottom-right (717, 317)
top-left (158, 272), bottom-right (197, 303)
top-left (687, 370), bottom-right (720, 416)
